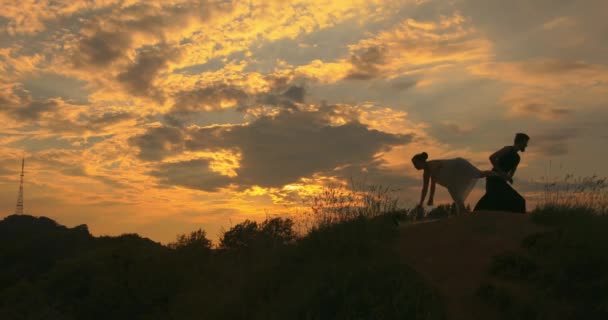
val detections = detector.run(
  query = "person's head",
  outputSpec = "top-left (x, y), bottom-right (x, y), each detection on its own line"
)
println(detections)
top-left (411, 152), bottom-right (428, 170)
top-left (514, 133), bottom-right (530, 152)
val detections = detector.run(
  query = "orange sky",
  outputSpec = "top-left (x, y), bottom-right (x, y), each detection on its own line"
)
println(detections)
top-left (1, 0), bottom-right (607, 243)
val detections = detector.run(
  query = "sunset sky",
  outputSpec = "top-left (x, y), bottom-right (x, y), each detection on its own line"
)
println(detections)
top-left (1, 0), bottom-right (607, 243)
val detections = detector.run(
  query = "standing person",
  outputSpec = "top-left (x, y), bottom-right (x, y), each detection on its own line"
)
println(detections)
top-left (474, 133), bottom-right (530, 213)
top-left (412, 152), bottom-right (496, 215)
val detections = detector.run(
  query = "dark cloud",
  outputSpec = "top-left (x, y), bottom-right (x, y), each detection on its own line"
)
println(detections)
top-left (0, 87), bottom-right (135, 134)
top-left (388, 78), bottom-right (419, 91)
top-left (253, 84), bottom-right (306, 111)
top-left (171, 84), bottom-right (248, 114)
top-left (0, 88), bottom-right (60, 121)
top-left (282, 85), bottom-right (305, 103)
top-left (4, 150), bottom-right (130, 189)
top-left (73, 30), bottom-right (133, 68)
top-left (133, 103), bottom-right (413, 190)
top-left (180, 207), bottom-right (240, 217)
top-left (87, 112), bottom-right (133, 127)
top-left (149, 159), bottom-right (232, 192)
top-left (129, 126), bottom-right (185, 161)
top-left (12, 100), bottom-right (59, 121)
top-left (434, 122), bottom-right (474, 136)
top-left (91, 175), bottom-right (129, 189)
top-left (29, 150), bottom-right (88, 177)
top-left (117, 45), bottom-right (182, 101)
top-left (532, 129), bottom-right (580, 156)
top-left (345, 46), bottom-right (387, 80)
top-left (54, 111), bottom-right (135, 135)
top-left (264, 75), bottom-right (293, 91)
top-left (332, 161), bottom-right (419, 190)
top-left (69, 0), bottom-right (232, 89)
top-left (518, 103), bottom-right (571, 119)
top-left (120, 1), bottom-right (223, 34)
top-left (537, 143), bottom-right (568, 156)
top-left (168, 80), bottom-right (305, 123)
top-left (193, 108), bottom-right (411, 188)
top-left (524, 60), bottom-right (595, 74)
top-left (23, 73), bottom-right (90, 105)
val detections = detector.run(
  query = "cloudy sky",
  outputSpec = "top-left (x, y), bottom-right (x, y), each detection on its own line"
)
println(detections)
top-left (1, 0), bottom-right (606, 243)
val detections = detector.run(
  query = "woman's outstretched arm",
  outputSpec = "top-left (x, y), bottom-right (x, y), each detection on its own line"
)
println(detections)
top-left (427, 177), bottom-right (436, 206)
top-left (419, 170), bottom-right (430, 206)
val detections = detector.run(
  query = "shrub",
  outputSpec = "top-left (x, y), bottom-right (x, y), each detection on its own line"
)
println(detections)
top-left (538, 174), bottom-right (608, 214)
top-left (480, 206), bottom-right (608, 319)
top-left (168, 229), bottom-right (212, 251)
top-left (219, 217), bottom-right (296, 250)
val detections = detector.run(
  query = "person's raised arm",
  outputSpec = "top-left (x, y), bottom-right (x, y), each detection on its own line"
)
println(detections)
top-left (419, 170), bottom-right (430, 207)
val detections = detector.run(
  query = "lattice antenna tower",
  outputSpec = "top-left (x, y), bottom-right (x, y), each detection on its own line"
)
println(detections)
top-left (15, 157), bottom-right (24, 215)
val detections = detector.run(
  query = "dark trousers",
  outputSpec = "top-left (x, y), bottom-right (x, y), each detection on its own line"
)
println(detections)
top-left (474, 177), bottom-right (526, 213)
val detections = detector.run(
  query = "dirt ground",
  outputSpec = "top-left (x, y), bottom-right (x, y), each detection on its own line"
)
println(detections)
top-left (396, 211), bottom-right (543, 320)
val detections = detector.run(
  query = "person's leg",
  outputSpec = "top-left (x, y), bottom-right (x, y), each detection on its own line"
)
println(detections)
top-left (502, 183), bottom-right (527, 213)
top-left (462, 201), bottom-right (471, 214)
top-left (517, 195), bottom-right (526, 213)
top-left (448, 187), bottom-right (465, 215)
top-left (512, 191), bottom-right (526, 213)
top-left (474, 177), bottom-right (497, 211)
top-left (473, 194), bottom-right (488, 211)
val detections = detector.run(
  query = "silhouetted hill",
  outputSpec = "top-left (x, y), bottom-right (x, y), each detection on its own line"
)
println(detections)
top-left (0, 215), bottom-right (173, 320)
top-left (0, 214), bottom-right (444, 320)
top-left (0, 215), bottom-right (163, 280)
top-left (0, 214), bottom-right (91, 241)
top-left (2, 209), bottom-right (606, 319)
top-left (397, 208), bottom-right (608, 320)
top-left (0, 215), bottom-right (93, 284)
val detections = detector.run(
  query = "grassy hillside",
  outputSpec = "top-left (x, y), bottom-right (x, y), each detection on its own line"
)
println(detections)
top-left (2, 181), bottom-right (606, 320)
top-left (478, 206), bottom-right (608, 320)
top-left (0, 213), bottom-right (444, 320)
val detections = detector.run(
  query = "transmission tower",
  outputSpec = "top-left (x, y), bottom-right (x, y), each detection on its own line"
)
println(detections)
top-left (15, 157), bottom-right (24, 215)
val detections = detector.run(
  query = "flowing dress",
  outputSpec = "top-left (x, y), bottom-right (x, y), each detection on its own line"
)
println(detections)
top-left (433, 158), bottom-right (483, 205)
top-left (474, 147), bottom-right (526, 213)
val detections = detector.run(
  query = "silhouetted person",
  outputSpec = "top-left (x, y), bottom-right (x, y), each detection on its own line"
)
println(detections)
top-left (474, 133), bottom-right (529, 213)
top-left (412, 152), bottom-right (497, 215)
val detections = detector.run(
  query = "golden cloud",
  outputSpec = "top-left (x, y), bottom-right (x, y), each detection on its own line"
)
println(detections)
top-left (289, 13), bottom-right (492, 84)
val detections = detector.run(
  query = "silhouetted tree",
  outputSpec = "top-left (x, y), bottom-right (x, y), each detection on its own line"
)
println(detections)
top-left (169, 229), bottom-right (212, 250)
top-left (219, 217), bottom-right (296, 250)
top-left (219, 220), bottom-right (259, 250)
top-left (259, 217), bottom-right (296, 246)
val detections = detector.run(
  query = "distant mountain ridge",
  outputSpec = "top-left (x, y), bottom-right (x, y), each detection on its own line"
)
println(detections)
top-left (0, 214), bottom-right (91, 240)
top-left (0, 214), bottom-right (164, 281)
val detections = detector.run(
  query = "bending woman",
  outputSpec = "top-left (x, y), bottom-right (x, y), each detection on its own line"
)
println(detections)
top-left (412, 152), bottom-right (495, 214)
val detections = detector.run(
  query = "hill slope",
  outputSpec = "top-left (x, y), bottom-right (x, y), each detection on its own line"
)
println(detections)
top-left (397, 211), bottom-right (543, 320)
top-left (0, 214), bottom-right (444, 320)
top-left (3, 210), bottom-right (604, 319)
